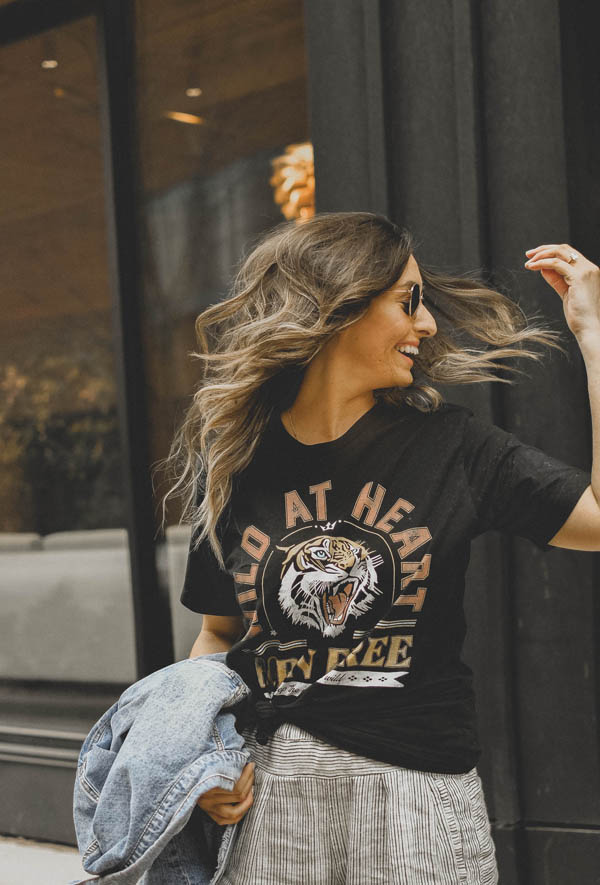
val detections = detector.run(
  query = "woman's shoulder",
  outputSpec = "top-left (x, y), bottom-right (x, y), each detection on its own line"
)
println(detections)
top-left (364, 399), bottom-right (475, 455)
top-left (378, 398), bottom-right (474, 425)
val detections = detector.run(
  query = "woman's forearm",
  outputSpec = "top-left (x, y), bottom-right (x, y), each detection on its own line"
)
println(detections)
top-left (523, 243), bottom-right (600, 500)
top-left (580, 340), bottom-right (600, 502)
top-left (188, 629), bottom-right (234, 658)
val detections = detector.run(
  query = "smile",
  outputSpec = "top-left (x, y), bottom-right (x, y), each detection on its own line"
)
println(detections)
top-left (396, 351), bottom-right (414, 366)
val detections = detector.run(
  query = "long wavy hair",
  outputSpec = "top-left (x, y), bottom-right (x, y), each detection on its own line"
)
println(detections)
top-left (158, 211), bottom-right (566, 567)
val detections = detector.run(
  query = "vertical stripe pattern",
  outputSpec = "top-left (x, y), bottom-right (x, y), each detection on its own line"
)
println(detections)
top-left (217, 721), bottom-right (498, 884)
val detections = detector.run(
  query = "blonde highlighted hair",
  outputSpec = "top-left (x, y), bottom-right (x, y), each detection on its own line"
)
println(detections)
top-left (158, 211), bottom-right (566, 566)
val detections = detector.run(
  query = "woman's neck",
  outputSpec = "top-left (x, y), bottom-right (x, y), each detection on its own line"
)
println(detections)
top-left (282, 356), bottom-right (376, 444)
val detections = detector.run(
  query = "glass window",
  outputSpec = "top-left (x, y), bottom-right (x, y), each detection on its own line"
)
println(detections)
top-left (0, 16), bottom-right (136, 685)
top-left (135, 0), bottom-right (313, 659)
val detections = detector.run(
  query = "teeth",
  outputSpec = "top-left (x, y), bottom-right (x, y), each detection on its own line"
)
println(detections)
top-left (397, 345), bottom-right (419, 355)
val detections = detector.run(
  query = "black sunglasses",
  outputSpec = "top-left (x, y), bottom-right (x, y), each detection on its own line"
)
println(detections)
top-left (399, 283), bottom-right (426, 317)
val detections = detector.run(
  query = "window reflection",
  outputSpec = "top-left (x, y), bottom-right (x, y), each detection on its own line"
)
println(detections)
top-left (0, 16), bottom-right (135, 683)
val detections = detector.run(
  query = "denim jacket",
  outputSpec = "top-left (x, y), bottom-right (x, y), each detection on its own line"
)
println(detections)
top-left (70, 651), bottom-right (256, 885)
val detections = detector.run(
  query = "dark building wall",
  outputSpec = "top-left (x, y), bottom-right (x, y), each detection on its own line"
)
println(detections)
top-left (303, 1), bottom-right (600, 882)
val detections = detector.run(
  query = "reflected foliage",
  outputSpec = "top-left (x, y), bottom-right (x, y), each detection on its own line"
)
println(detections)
top-left (0, 343), bottom-right (125, 533)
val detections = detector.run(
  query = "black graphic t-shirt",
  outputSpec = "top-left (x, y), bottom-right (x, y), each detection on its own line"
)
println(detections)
top-left (181, 400), bottom-right (590, 773)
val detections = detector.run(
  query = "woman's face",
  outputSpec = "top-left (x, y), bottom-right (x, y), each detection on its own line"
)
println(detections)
top-left (334, 254), bottom-right (437, 391)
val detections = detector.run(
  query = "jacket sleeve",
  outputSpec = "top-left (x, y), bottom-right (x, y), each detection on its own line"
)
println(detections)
top-left (462, 410), bottom-right (590, 552)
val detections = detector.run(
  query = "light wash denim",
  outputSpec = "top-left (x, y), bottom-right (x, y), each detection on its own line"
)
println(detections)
top-left (70, 651), bottom-right (253, 885)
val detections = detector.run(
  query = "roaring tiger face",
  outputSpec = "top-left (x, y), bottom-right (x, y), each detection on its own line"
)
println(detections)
top-left (277, 535), bottom-right (382, 638)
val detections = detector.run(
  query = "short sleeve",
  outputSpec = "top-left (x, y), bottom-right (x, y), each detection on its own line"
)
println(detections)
top-left (462, 411), bottom-right (590, 552)
top-left (180, 521), bottom-right (241, 616)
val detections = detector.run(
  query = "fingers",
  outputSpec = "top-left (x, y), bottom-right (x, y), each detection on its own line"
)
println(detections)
top-left (209, 785), bottom-right (255, 826)
top-left (202, 762), bottom-right (255, 800)
top-left (525, 244), bottom-right (562, 256)
top-left (524, 255), bottom-right (575, 279)
top-left (525, 248), bottom-right (560, 260)
top-left (524, 244), bottom-right (577, 281)
top-left (196, 761), bottom-right (256, 825)
top-left (524, 244), bottom-right (579, 268)
top-left (234, 761), bottom-right (256, 794)
top-left (197, 772), bottom-right (256, 826)
top-left (525, 244), bottom-right (576, 258)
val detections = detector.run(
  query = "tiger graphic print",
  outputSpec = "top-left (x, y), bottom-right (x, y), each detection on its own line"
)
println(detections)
top-left (277, 534), bottom-right (383, 638)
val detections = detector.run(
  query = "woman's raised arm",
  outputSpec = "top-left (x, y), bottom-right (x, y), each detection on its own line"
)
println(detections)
top-left (525, 243), bottom-right (600, 551)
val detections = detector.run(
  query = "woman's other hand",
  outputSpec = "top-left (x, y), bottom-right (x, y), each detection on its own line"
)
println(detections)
top-left (524, 243), bottom-right (600, 346)
top-left (196, 761), bottom-right (255, 825)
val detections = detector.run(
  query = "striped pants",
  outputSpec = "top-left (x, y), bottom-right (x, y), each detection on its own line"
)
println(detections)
top-left (218, 721), bottom-right (499, 885)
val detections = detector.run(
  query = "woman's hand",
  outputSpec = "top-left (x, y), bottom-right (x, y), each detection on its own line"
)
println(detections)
top-left (524, 243), bottom-right (600, 349)
top-left (196, 761), bottom-right (255, 826)
top-left (525, 243), bottom-right (600, 347)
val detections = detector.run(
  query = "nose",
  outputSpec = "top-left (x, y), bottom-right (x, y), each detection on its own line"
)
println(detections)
top-left (412, 301), bottom-right (437, 339)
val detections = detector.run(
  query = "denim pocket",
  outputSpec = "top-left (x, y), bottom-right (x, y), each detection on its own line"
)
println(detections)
top-left (78, 745), bottom-right (117, 802)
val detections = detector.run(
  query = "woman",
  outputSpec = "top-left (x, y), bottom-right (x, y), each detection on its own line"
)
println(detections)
top-left (162, 211), bottom-right (600, 884)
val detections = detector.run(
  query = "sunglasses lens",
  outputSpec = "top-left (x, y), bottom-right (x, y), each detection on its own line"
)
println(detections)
top-left (409, 284), bottom-right (421, 316)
